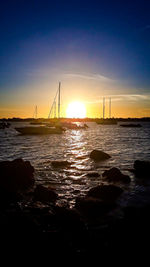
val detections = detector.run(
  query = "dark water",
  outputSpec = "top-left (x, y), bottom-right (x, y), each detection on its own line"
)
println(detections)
top-left (0, 122), bottom-right (150, 207)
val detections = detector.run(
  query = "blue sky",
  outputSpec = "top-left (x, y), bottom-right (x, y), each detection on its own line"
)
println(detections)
top-left (0, 0), bottom-right (150, 117)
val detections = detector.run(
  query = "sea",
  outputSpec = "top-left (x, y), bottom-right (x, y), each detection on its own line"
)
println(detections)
top-left (0, 121), bottom-right (150, 207)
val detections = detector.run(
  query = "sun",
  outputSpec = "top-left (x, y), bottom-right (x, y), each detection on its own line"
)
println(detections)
top-left (66, 101), bottom-right (86, 118)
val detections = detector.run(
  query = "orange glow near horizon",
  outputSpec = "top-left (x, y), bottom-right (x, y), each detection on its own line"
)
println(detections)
top-left (0, 102), bottom-right (150, 119)
top-left (66, 101), bottom-right (86, 118)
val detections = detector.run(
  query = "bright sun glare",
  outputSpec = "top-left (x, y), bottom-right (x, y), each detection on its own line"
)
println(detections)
top-left (66, 101), bottom-right (86, 118)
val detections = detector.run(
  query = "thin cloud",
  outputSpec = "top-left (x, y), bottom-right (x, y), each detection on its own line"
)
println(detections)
top-left (84, 94), bottom-right (150, 104)
top-left (113, 94), bottom-right (150, 101)
top-left (64, 72), bottom-right (115, 82)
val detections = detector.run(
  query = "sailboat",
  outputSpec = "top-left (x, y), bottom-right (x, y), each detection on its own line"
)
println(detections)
top-left (15, 126), bottom-right (63, 135)
top-left (48, 82), bottom-right (61, 119)
top-left (15, 83), bottom-right (64, 135)
top-left (30, 106), bottom-right (43, 125)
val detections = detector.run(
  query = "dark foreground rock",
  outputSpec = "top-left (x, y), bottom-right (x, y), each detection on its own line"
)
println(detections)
top-left (102, 167), bottom-right (131, 183)
top-left (87, 184), bottom-right (123, 202)
top-left (75, 196), bottom-right (116, 217)
top-left (134, 160), bottom-right (150, 178)
top-left (51, 160), bottom-right (72, 168)
top-left (90, 150), bottom-right (111, 161)
top-left (0, 158), bottom-right (35, 193)
top-left (34, 184), bottom-right (58, 203)
top-left (75, 185), bottom-right (123, 218)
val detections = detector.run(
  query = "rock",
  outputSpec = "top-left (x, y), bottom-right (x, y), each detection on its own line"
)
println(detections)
top-left (86, 171), bottom-right (100, 177)
top-left (75, 184), bottom-right (123, 218)
top-left (90, 150), bottom-right (111, 161)
top-left (102, 167), bottom-right (131, 183)
top-left (51, 160), bottom-right (71, 168)
top-left (34, 185), bottom-right (58, 203)
top-left (87, 184), bottom-right (123, 202)
top-left (134, 160), bottom-right (150, 178)
top-left (0, 158), bottom-right (35, 193)
top-left (75, 196), bottom-right (115, 217)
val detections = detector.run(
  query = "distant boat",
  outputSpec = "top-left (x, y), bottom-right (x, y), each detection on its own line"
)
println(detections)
top-left (30, 121), bottom-right (43, 125)
top-left (60, 122), bottom-right (88, 130)
top-left (119, 123), bottom-right (142, 128)
top-left (96, 119), bottom-right (117, 125)
top-left (15, 126), bottom-right (64, 135)
top-left (30, 106), bottom-right (42, 125)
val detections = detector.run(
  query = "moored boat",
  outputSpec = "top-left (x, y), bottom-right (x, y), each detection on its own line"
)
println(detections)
top-left (119, 123), bottom-right (142, 128)
top-left (60, 122), bottom-right (88, 130)
top-left (96, 119), bottom-right (117, 125)
top-left (15, 126), bottom-right (64, 135)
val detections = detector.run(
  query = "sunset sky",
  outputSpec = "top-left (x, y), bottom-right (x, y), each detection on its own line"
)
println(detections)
top-left (0, 0), bottom-right (150, 118)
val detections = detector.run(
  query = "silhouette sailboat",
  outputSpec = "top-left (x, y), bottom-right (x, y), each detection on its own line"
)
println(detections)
top-left (48, 82), bottom-right (61, 119)
top-left (15, 83), bottom-right (64, 135)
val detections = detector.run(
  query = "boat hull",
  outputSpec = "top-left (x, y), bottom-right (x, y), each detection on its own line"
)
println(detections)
top-left (15, 126), bottom-right (63, 135)
top-left (119, 124), bottom-right (142, 128)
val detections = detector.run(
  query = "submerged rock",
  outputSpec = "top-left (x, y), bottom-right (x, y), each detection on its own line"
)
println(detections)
top-left (134, 160), bottom-right (150, 178)
top-left (87, 184), bottom-right (123, 202)
top-left (51, 160), bottom-right (72, 168)
top-left (34, 185), bottom-right (58, 203)
top-left (90, 150), bottom-right (111, 161)
top-left (102, 167), bottom-right (131, 183)
top-left (0, 158), bottom-right (35, 193)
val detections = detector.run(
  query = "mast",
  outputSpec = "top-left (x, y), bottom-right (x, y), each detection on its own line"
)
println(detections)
top-left (33, 105), bottom-right (37, 119)
top-left (103, 97), bottom-right (105, 119)
top-left (35, 105), bottom-right (37, 119)
top-left (48, 82), bottom-right (61, 119)
top-left (109, 97), bottom-right (111, 118)
top-left (54, 101), bottom-right (56, 118)
top-left (58, 82), bottom-right (61, 118)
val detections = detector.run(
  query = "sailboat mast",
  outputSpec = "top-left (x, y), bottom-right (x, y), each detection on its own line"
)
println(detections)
top-left (35, 105), bottom-right (37, 119)
top-left (58, 82), bottom-right (61, 118)
top-left (103, 97), bottom-right (105, 119)
top-left (109, 97), bottom-right (111, 119)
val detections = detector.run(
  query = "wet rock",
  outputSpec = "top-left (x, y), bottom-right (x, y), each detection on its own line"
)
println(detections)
top-left (34, 185), bottom-right (58, 203)
top-left (90, 150), bottom-right (111, 161)
top-left (0, 158), bottom-right (35, 193)
top-left (75, 184), bottom-right (123, 218)
top-left (75, 196), bottom-right (115, 217)
top-left (87, 184), bottom-right (123, 202)
top-left (102, 167), bottom-right (131, 183)
top-left (134, 160), bottom-right (150, 178)
top-left (51, 160), bottom-right (72, 168)
top-left (86, 171), bottom-right (100, 177)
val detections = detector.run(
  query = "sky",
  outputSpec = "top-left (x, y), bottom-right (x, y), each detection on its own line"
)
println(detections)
top-left (0, 0), bottom-right (150, 118)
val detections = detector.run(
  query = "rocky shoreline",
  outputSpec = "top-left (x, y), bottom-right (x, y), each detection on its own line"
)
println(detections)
top-left (0, 153), bottom-right (150, 256)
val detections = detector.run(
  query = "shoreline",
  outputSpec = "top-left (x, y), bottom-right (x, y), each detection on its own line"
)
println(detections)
top-left (1, 117), bottom-right (150, 122)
